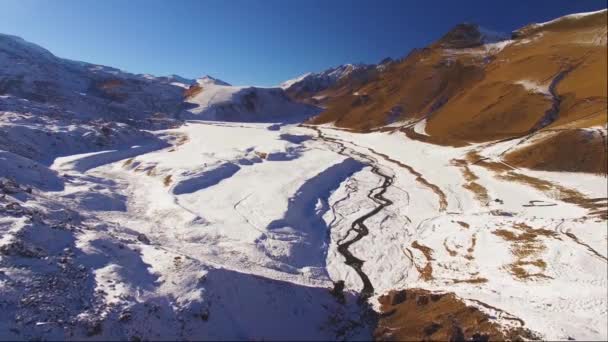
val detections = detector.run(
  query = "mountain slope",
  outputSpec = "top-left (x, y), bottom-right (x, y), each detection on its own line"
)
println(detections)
top-left (0, 34), bottom-right (188, 124)
top-left (281, 61), bottom-right (393, 106)
top-left (308, 9), bottom-right (608, 174)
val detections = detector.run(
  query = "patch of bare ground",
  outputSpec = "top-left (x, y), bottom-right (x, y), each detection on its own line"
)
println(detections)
top-left (167, 133), bottom-right (189, 152)
top-left (183, 84), bottom-right (203, 98)
top-left (493, 222), bottom-right (559, 280)
top-left (451, 158), bottom-right (490, 205)
top-left (122, 158), bottom-right (134, 167)
top-left (146, 166), bottom-right (157, 176)
top-left (443, 239), bottom-right (458, 257)
top-left (452, 277), bottom-right (488, 284)
top-left (254, 151), bottom-right (268, 159)
top-left (455, 220), bottom-right (470, 229)
top-left (95, 79), bottom-right (129, 102)
top-left (410, 241), bottom-right (434, 281)
top-left (468, 151), bottom-right (608, 220)
top-left (374, 288), bottom-right (539, 341)
top-left (442, 234), bottom-right (476, 261)
top-left (163, 175), bottom-right (172, 187)
top-left (464, 234), bottom-right (477, 261)
top-left (134, 164), bottom-right (156, 174)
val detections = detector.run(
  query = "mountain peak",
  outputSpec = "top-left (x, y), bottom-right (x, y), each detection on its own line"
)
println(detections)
top-left (438, 23), bottom-right (507, 48)
top-left (0, 33), bottom-right (56, 60)
top-left (196, 75), bottom-right (231, 86)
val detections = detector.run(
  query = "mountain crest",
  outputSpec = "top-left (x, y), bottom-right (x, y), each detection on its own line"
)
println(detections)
top-left (437, 23), bottom-right (507, 48)
top-left (196, 75), bottom-right (231, 86)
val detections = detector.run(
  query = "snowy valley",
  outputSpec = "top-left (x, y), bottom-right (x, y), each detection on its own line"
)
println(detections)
top-left (1, 9), bottom-right (607, 342)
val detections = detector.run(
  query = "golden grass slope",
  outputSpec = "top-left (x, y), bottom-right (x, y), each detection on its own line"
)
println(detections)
top-left (310, 10), bottom-right (607, 174)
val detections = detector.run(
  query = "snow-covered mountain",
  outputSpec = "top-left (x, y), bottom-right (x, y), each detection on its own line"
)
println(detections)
top-left (0, 34), bottom-right (188, 124)
top-left (0, 33), bottom-right (188, 166)
top-left (183, 76), bottom-right (319, 122)
top-left (280, 64), bottom-right (366, 91)
top-left (280, 60), bottom-right (395, 104)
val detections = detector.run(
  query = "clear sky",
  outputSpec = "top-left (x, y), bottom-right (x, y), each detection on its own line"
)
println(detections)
top-left (1, 0), bottom-right (606, 86)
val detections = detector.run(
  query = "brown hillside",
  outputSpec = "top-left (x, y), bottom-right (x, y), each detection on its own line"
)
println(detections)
top-left (503, 128), bottom-right (607, 174)
top-left (426, 10), bottom-right (607, 144)
top-left (310, 46), bottom-right (486, 131)
top-left (308, 9), bottom-right (607, 174)
top-left (184, 84), bottom-right (203, 99)
top-left (374, 288), bottom-right (539, 341)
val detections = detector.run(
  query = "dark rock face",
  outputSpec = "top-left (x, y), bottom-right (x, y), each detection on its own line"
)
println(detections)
top-left (438, 23), bottom-right (484, 49)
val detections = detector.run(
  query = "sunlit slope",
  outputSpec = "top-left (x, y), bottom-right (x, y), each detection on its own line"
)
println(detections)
top-left (310, 10), bottom-right (607, 173)
top-left (425, 9), bottom-right (607, 141)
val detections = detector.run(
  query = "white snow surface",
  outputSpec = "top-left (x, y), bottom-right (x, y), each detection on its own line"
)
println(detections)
top-left (184, 79), bottom-right (319, 122)
top-left (2, 117), bottom-right (606, 340)
top-left (531, 8), bottom-right (607, 28)
top-left (515, 79), bottom-right (552, 96)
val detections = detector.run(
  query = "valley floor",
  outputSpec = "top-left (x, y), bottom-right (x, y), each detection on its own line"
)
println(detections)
top-left (1, 120), bottom-right (606, 340)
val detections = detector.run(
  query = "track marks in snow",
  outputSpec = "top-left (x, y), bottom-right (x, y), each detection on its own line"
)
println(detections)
top-left (555, 222), bottom-right (608, 262)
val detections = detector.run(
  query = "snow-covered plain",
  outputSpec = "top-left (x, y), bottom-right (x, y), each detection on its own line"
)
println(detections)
top-left (2, 117), bottom-right (606, 340)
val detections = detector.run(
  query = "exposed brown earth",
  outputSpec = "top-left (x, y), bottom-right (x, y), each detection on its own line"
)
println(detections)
top-left (451, 277), bottom-right (488, 285)
top-left (167, 133), bottom-right (190, 152)
top-left (307, 10), bottom-right (607, 174)
top-left (254, 151), bottom-right (268, 159)
top-left (374, 288), bottom-right (539, 341)
top-left (184, 84), bottom-right (203, 98)
top-left (410, 241), bottom-right (435, 281)
top-left (493, 222), bottom-right (559, 280)
top-left (95, 79), bottom-right (129, 102)
top-left (503, 129), bottom-right (607, 174)
top-left (163, 175), bottom-right (172, 187)
top-left (451, 158), bottom-right (490, 205)
top-left (455, 221), bottom-right (470, 229)
top-left (97, 79), bottom-right (124, 91)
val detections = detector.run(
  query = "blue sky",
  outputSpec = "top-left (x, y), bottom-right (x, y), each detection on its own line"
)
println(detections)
top-left (1, 0), bottom-right (606, 86)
